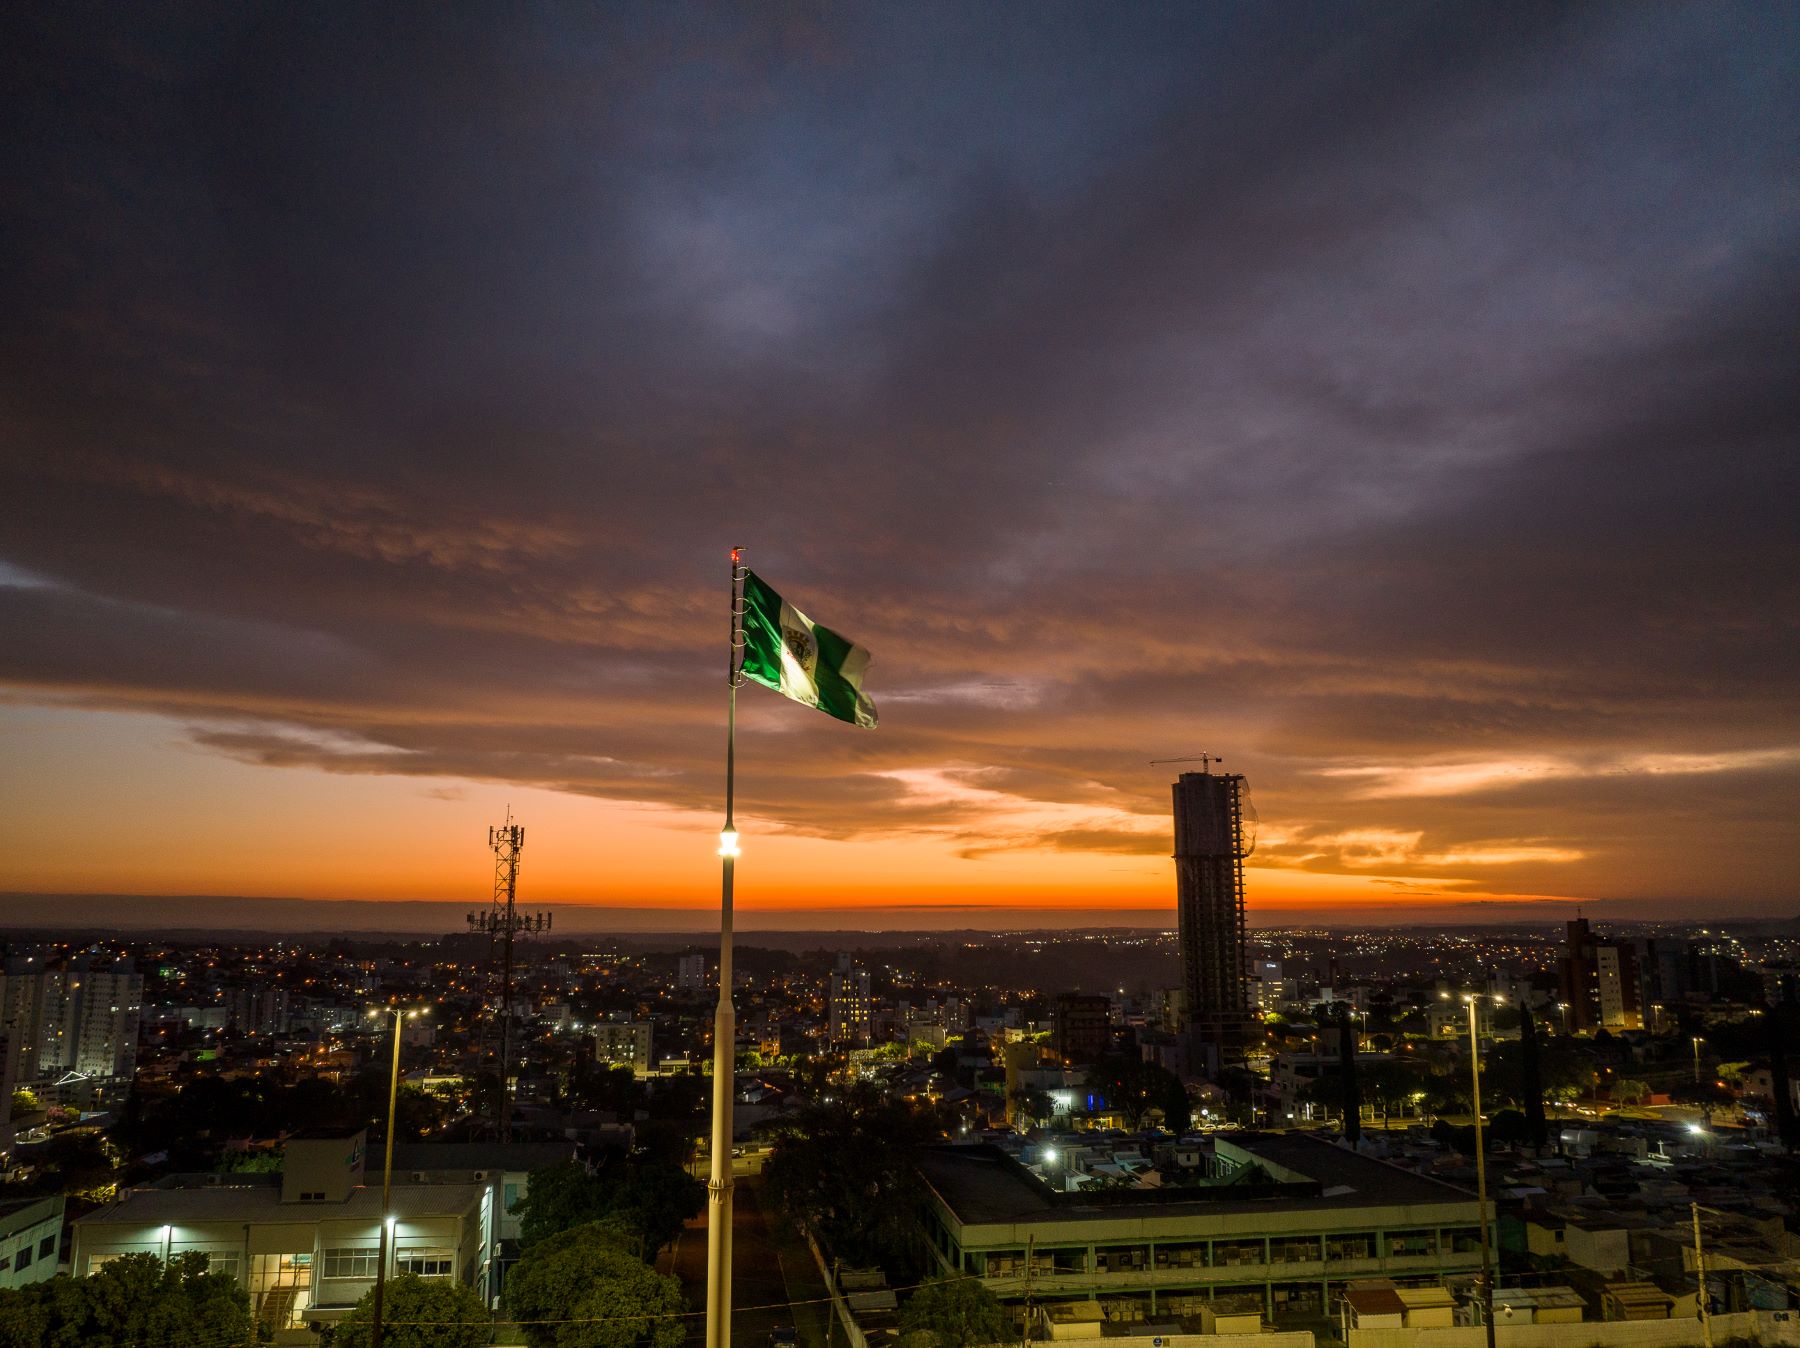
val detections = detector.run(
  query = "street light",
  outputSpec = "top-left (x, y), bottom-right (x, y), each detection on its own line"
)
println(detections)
top-left (1460, 993), bottom-right (1498, 1348)
top-left (1691, 1201), bottom-right (1718, 1348)
top-left (1692, 1036), bottom-right (1705, 1085)
top-left (367, 1005), bottom-right (426, 1348)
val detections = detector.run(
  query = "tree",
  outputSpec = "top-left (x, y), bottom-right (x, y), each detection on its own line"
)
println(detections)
top-left (611, 1161), bottom-right (704, 1255)
top-left (1518, 1001), bottom-right (1549, 1148)
top-left (1009, 1087), bottom-right (1054, 1128)
top-left (763, 1085), bottom-right (938, 1280)
top-left (1336, 1006), bottom-right (1362, 1143)
top-left (0, 1251), bottom-right (256, 1348)
top-left (333, 1274), bottom-right (487, 1348)
top-left (512, 1159), bottom-right (703, 1256)
top-left (516, 1162), bottom-right (614, 1248)
top-left (1084, 1054), bottom-right (1190, 1131)
top-left (1770, 1006), bottom-right (1800, 1152)
top-left (504, 1222), bottom-right (685, 1348)
top-left (1419, 1074), bottom-right (1469, 1123)
top-left (1360, 1058), bottom-right (1426, 1128)
top-left (901, 1276), bottom-right (1006, 1348)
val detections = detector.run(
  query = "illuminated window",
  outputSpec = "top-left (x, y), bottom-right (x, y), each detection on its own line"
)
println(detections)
top-left (321, 1247), bottom-right (380, 1279)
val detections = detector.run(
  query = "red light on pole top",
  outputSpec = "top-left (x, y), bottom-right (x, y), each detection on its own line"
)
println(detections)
top-left (730, 547), bottom-right (740, 562)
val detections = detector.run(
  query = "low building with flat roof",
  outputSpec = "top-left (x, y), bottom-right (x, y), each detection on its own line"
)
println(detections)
top-left (917, 1133), bottom-right (1489, 1333)
top-left (71, 1130), bottom-right (492, 1343)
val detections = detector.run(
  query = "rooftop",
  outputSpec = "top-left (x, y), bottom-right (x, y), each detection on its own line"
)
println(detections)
top-left (77, 1182), bottom-right (486, 1228)
top-left (389, 1141), bottom-right (576, 1172)
top-left (919, 1133), bottom-right (1480, 1228)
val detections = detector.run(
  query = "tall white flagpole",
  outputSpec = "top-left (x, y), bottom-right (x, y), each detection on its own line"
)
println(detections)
top-left (706, 547), bottom-right (746, 1348)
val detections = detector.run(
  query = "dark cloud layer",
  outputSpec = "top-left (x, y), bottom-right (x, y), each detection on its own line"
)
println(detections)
top-left (3, 3), bottom-right (1797, 905)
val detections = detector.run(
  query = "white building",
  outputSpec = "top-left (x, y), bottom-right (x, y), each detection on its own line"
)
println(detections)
top-left (72, 1130), bottom-right (490, 1342)
top-left (0, 955), bottom-right (143, 1103)
top-left (0, 1196), bottom-right (63, 1288)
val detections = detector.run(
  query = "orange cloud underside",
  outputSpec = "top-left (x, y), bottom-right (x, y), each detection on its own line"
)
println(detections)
top-left (2, 707), bottom-right (1574, 920)
top-left (0, 705), bottom-right (1576, 914)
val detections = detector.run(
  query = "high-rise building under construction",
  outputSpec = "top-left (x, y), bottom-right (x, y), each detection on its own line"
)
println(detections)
top-left (1172, 765), bottom-right (1254, 1061)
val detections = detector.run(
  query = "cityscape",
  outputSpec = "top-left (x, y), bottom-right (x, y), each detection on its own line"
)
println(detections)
top-left (2, 781), bottom-right (1799, 1346)
top-left (4, 5), bottom-right (1798, 1348)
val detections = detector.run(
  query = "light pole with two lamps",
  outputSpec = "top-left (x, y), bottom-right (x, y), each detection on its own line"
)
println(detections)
top-left (1443, 990), bottom-right (1500, 1348)
top-left (367, 1004), bottom-right (427, 1348)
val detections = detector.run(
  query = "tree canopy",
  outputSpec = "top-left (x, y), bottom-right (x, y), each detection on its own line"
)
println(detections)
top-left (0, 1252), bottom-right (255, 1348)
top-left (900, 1276), bottom-right (1006, 1348)
top-left (332, 1273), bottom-right (487, 1348)
top-left (762, 1085), bottom-right (938, 1280)
top-left (503, 1221), bottom-right (685, 1348)
top-left (1083, 1053), bottom-right (1190, 1132)
top-left (512, 1159), bottom-right (703, 1253)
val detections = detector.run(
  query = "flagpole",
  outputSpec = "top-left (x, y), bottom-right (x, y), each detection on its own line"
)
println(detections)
top-left (706, 547), bottom-right (745, 1348)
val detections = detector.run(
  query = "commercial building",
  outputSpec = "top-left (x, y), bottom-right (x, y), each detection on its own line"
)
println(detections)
top-left (72, 1130), bottom-right (491, 1342)
top-left (1172, 768), bottom-right (1255, 1063)
top-left (917, 1132), bottom-right (1488, 1333)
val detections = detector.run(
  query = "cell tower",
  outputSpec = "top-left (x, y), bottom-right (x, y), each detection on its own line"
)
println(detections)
top-left (467, 811), bottom-right (550, 1142)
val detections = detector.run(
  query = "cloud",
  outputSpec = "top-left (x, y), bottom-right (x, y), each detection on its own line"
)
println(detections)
top-left (1, 4), bottom-right (1796, 905)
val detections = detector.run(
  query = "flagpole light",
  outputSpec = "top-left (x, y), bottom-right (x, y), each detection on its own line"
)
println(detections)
top-left (718, 827), bottom-right (740, 858)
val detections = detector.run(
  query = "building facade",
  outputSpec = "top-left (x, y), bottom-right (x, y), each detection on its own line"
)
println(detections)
top-left (72, 1130), bottom-right (491, 1343)
top-left (1172, 769), bottom-right (1255, 1060)
top-left (829, 953), bottom-right (872, 1046)
top-left (1054, 995), bottom-right (1114, 1066)
top-left (593, 1020), bottom-right (654, 1074)
top-left (1560, 920), bottom-right (1642, 1032)
top-left (918, 1134), bottom-right (1487, 1333)
top-left (0, 955), bottom-right (143, 1102)
top-left (0, 1196), bottom-right (64, 1289)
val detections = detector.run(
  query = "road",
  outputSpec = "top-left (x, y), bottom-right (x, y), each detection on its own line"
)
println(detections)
top-left (663, 1178), bottom-right (833, 1348)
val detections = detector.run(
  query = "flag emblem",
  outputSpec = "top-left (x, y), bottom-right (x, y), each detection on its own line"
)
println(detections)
top-left (740, 569), bottom-right (878, 728)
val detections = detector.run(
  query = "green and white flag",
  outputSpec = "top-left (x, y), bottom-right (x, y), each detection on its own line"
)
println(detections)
top-left (739, 569), bottom-right (878, 728)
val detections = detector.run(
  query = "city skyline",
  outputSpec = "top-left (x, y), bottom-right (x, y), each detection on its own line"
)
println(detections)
top-left (4, 5), bottom-right (1798, 925)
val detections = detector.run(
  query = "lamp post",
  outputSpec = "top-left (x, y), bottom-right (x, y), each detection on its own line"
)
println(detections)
top-left (1464, 994), bottom-right (1497, 1348)
top-left (1691, 1201), bottom-right (1715, 1348)
top-left (368, 1005), bottom-right (424, 1348)
top-left (1692, 1036), bottom-right (1705, 1086)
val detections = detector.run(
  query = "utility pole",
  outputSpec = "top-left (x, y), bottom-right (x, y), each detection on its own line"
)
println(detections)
top-left (1020, 1233), bottom-right (1036, 1348)
top-left (1467, 995), bottom-right (1496, 1348)
top-left (468, 813), bottom-right (549, 1142)
top-left (1692, 1203), bottom-right (1713, 1348)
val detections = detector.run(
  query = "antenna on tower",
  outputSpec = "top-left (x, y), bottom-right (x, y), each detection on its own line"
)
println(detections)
top-left (467, 809), bottom-right (550, 1143)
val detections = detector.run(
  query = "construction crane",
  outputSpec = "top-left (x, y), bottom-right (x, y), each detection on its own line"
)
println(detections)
top-left (1149, 752), bottom-right (1223, 771)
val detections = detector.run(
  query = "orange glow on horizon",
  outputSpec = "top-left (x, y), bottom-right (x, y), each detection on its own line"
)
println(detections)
top-left (2, 704), bottom-right (1590, 920)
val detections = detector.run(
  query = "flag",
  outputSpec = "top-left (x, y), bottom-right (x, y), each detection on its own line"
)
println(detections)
top-left (739, 569), bottom-right (878, 728)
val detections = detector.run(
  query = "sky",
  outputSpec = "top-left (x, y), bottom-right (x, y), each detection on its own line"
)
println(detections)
top-left (2, 3), bottom-right (1797, 930)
